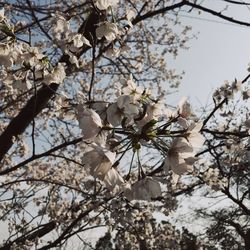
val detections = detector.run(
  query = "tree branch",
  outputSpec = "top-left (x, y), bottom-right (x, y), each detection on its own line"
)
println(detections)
top-left (0, 83), bottom-right (59, 162)
top-left (185, 1), bottom-right (250, 26)
top-left (0, 137), bottom-right (82, 175)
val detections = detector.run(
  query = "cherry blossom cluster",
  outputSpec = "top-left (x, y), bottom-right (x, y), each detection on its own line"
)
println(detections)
top-left (77, 75), bottom-right (205, 201)
top-left (213, 79), bottom-right (249, 102)
top-left (0, 10), bottom-right (66, 87)
top-left (202, 168), bottom-right (227, 191)
top-left (106, 203), bottom-right (181, 249)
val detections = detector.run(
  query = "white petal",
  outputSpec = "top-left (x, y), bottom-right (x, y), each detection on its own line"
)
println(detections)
top-left (126, 9), bottom-right (136, 21)
top-left (94, 161), bottom-right (111, 179)
top-left (95, 0), bottom-right (118, 10)
top-left (103, 168), bottom-right (124, 190)
top-left (165, 150), bottom-right (194, 175)
top-left (96, 22), bottom-right (119, 41)
top-left (173, 138), bottom-right (193, 153)
top-left (117, 95), bottom-right (132, 109)
top-left (107, 103), bottom-right (122, 127)
top-left (178, 96), bottom-right (192, 118)
top-left (78, 108), bottom-right (102, 140)
top-left (103, 149), bottom-right (116, 164)
top-left (124, 177), bottom-right (161, 201)
top-left (0, 8), bottom-right (5, 22)
top-left (44, 63), bottom-right (66, 84)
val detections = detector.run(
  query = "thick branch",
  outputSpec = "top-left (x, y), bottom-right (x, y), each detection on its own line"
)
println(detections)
top-left (0, 221), bottom-right (56, 250)
top-left (0, 83), bottom-right (59, 162)
top-left (0, 9), bottom-right (101, 162)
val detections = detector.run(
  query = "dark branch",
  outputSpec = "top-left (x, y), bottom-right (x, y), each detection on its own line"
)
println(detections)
top-left (0, 83), bottom-right (59, 162)
top-left (185, 1), bottom-right (250, 27)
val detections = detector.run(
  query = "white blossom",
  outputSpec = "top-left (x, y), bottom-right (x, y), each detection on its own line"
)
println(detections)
top-left (106, 47), bottom-right (120, 58)
top-left (95, 0), bottom-right (118, 10)
top-left (203, 168), bottom-right (227, 191)
top-left (120, 44), bottom-right (131, 54)
top-left (164, 149), bottom-right (196, 175)
top-left (106, 103), bottom-right (123, 127)
top-left (0, 8), bottom-right (5, 22)
top-left (177, 117), bottom-right (189, 129)
top-left (124, 177), bottom-right (161, 201)
top-left (21, 46), bottom-right (44, 67)
top-left (126, 9), bottom-right (136, 22)
top-left (164, 122), bottom-right (204, 175)
top-left (137, 101), bottom-right (163, 127)
top-left (82, 145), bottom-right (116, 180)
top-left (0, 43), bottom-right (14, 67)
top-left (125, 9), bottom-right (136, 27)
top-left (96, 22), bottom-right (119, 41)
top-left (117, 95), bottom-right (141, 124)
top-left (12, 72), bottom-right (32, 91)
top-left (77, 106), bottom-right (102, 140)
top-left (123, 103), bottom-right (140, 121)
top-left (66, 50), bottom-right (80, 67)
top-left (122, 75), bottom-right (143, 101)
top-left (164, 137), bottom-right (196, 175)
top-left (51, 14), bottom-right (70, 41)
top-left (103, 167), bottom-right (124, 192)
top-left (178, 96), bottom-right (192, 118)
top-left (69, 34), bottom-right (91, 52)
top-left (43, 63), bottom-right (66, 84)
top-left (186, 122), bottom-right (205, 149)
top-left (164, 108), bottom-right (178, 119)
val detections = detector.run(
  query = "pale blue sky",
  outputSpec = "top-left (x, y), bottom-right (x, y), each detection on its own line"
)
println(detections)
top-left (168, 1), bottom-right (250, 107)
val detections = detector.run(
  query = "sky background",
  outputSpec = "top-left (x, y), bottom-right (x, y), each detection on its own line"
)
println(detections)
top-left (168, 0), bottom-right (250, 108)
